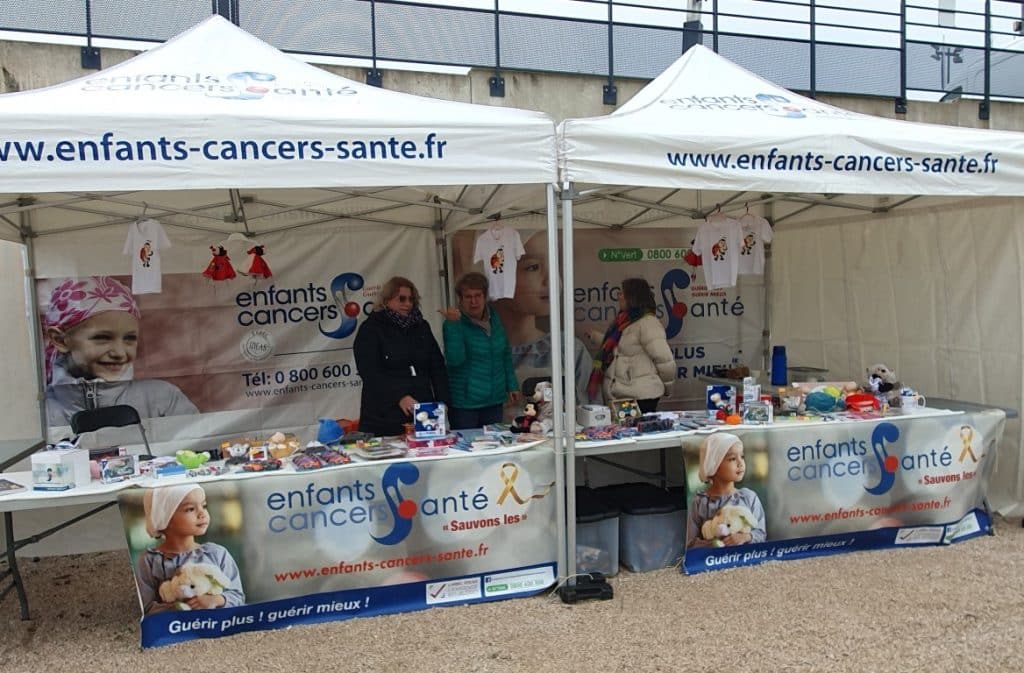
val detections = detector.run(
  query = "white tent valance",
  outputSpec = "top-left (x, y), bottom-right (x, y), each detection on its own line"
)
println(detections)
top-left (560, 45), bottom-right (1024, 197)
top-left (0, 15), bottom-right (556, 195)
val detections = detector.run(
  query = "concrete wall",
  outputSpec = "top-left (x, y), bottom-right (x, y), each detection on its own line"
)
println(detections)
top-left (5, 39), bottom-right (1023, 127)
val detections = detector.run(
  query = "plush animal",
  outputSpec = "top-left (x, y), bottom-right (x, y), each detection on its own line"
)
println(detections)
top-left (511, 402), bottom-right (537, 433)
top-left (158, 562), bottom-right (231, 610)
top-left (175, 449), bottom-right (210, 469)
top-left (701, 504), bottom-right (756, 547)
top-left (865, 363), bottom-right (901, 406)
top-left (530, 381), bottom-right (555, 434)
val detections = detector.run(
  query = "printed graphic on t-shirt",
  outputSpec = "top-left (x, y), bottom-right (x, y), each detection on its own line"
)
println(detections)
top-left (711, 237), bottom-right (728, 261)
top-left (490, 247), bottom-right (505, 274)
top-left (139, 241), bottom-right (154, 267)
top-left (740, 233), bottom-right (756, 256)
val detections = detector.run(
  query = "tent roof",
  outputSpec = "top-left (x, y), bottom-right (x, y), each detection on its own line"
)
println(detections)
top-left (559, 45), bottom-right (1024, 197)
top-left (0, 16), bottom-right (556, 194)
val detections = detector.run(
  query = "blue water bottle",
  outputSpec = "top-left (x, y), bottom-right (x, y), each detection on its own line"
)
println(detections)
top-left (770, 346), bottom-right (788, 386)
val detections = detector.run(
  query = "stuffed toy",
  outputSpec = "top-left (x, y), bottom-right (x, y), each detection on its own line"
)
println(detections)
top-left (511, 402), bottom-right (537, 433)
top-left (530, 381), bottom-right (555, 434)
top-left (158, 562), bottom-right (231, 610)
top-left (175, 449), bottom-right (210, 469)
top-left (865, 363), bottom-right (901, 406)
top-left (700, 504), bottom-right (756, 547)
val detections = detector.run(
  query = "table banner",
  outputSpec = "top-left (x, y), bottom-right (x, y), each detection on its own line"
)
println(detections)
top-left (117, 447), bottom-right (557, 648)
top-left (682, 410), bottom-right (1005, 574)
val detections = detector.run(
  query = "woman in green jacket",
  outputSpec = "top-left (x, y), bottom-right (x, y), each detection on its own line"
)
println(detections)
top-left (440, 272), bottom-right (520, 429)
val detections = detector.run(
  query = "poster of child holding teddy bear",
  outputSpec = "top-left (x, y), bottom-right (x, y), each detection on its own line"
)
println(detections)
top-left (132, 484), bottom-right (245, 614)
top-left (686, 433), bottom-right (767, 550)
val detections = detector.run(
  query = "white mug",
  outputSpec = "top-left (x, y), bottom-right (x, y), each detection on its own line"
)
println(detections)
top-left (900, 392), bottom-right (926, 413)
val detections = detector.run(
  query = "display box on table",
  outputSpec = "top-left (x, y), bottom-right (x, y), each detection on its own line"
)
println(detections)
top-left (31, 448), bottom-right (90, 491)
top-left (413, 402), bottom-right (448, 438)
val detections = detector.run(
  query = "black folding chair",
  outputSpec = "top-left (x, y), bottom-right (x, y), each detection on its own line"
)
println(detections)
top-left (70, 404), bottom-right (151, 456)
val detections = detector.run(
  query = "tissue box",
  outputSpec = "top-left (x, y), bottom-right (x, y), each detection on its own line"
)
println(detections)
top-left (413, 402), bottom-right (448, 438)
top-left (31, 448), bottom-right (90, 491)
top-left (577, 404), bottom-right (613, 427)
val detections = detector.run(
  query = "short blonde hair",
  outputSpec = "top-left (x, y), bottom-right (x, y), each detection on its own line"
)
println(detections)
top-left (374, 276), bottom-right (421, 311)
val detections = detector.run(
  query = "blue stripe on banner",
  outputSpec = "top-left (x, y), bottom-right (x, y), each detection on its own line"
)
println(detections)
top-left (682, 508), bottom-right (992, 575)
top-left (141, 562), bottom-right (555, 648)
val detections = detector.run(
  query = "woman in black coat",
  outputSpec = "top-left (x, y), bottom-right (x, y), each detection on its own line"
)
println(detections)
top-left (353, 276), bottom-right (451, 436)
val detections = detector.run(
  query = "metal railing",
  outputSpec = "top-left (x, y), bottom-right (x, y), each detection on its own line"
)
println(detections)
top-left (1, 1), bottom-right (1022, 117)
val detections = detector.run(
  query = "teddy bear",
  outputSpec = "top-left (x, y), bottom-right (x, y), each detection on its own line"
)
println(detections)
top-left (700, 504), bottom-right (756, 547)
top-left (529, 381), bottom-right (555, 434)
top-left (865, 363), bottom-right (901, 406)
top-left (158, 562), bottom-right (231, 610)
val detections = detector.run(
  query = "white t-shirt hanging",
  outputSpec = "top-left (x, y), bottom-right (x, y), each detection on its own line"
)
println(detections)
top-left (694, 216), bottom-right (742, 290)
top-left (473, 226), bottom-right (525, 300)
top-left (737, 214), bottom-right (773, 275)
top-left (123, 218), bottom-right (171, 294)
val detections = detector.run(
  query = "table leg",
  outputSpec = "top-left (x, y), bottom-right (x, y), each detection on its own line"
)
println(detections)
top-left (2, 511), bottom-right (30, 620)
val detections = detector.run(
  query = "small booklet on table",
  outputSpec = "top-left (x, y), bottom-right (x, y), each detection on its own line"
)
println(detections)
top-left (0, 477), bottom-right (27, 495)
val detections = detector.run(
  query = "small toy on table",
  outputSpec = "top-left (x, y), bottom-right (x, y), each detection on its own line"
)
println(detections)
top-left (705, 385), bottom-right (736, 421)
top-left (175, 450), bottom-right (211, 470)
top-left (99, 454), bottom-right (138, 484)
top-left (529, 381), bottom-right (555, 434)
top-left (266, 431), bottom-right (300, 459)
top-left (413, 402), bottom-right (448, 438)
top-left (866, 363), bottom-right (901, 408)
top-left (611, 399), bottom-right (642, 427)
top-left (512, 402), bottom-right (538, 433)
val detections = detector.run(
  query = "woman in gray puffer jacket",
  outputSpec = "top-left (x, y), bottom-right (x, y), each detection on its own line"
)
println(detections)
top-left (587, 278), bottom-right (676, 413)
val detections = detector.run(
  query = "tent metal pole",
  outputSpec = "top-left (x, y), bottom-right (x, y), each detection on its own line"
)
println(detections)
top-left (322, 189), bottom-right (482, 215)
top-left (0, 192), bottom-right (137, 218)
top-left (1, 214), bottom-right (19, 235)
top-left (762, 201), bottom-right (775, 374)
top-left (559, 181), bottom-right (577, 586)
top-left (600, 193), bottom-right (702, 218)
top-left (436, 199), bottom-right (451, 308)
top-left (546, 183), bottom-right (567, 586)
top-left (21, 212), bottom-right (47, 442)
top-left (64, 193), bottom-right (228, 222)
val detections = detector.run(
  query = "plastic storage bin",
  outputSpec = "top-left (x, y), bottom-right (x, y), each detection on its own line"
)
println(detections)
top-left (575, 486), bottom-right (620, 577)
top-left (598, 482), bottom-right (686, 572)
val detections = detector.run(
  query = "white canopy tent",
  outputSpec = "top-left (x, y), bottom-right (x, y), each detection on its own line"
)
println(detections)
top-left (0, 17), bottom-right (570, 571)
top-left (555, 45), bottom-right (1024, 580)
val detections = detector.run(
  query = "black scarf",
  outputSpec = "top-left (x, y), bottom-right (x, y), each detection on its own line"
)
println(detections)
top-left (383, 306), bottom-right (424, 330)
